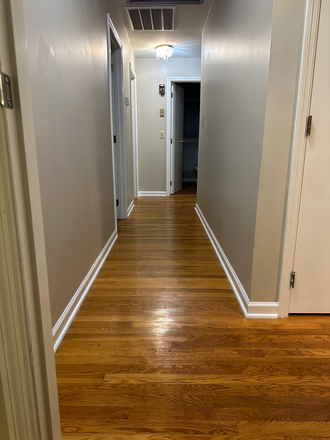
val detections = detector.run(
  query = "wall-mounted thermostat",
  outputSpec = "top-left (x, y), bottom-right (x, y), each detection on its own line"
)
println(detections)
top-left (159, 84), bottom-right (165, 96)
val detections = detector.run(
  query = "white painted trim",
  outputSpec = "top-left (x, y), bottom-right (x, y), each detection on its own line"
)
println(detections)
top-left (108, 15), bottom-right (123, 49)
top-left (0, 81), bottom-right (40, 440)
top-left (195, 204), bottom-right (279, 319)
top-left (127, 200), bottom-right (134, 217)
top-left (5, 0), bottom-right (62, 437)
top-left (139, 191), bottom-right (167, 197)
top-left (166, 76), bottom-right (201, 196)
top-left (130, 62), bottom-right (139, 198)
top-left (53, 230), bottom-right (117, 352)
top-left (107, 15), bottom-right (118, 231)
top-left (278, 0), bottom-right (322, 318)
top-left (108, 15), bottom-right (127, 220)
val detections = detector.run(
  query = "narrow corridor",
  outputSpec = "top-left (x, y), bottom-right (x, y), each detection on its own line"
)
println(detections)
top-left (56, 195), bottom-right (330, 439)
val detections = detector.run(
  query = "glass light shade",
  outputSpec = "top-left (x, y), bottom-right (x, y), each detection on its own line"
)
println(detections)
top-left (155, 45), bottom-right (174, 62)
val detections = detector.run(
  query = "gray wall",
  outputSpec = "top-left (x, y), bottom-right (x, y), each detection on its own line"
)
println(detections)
top-left (197, 0), bottom-right (306, 302)
top-left (136, 58), bottom-right (201, 192)
top-left (197, 0), bottom-right (274, 298)
top-left (22, 0), bottom-right (135, 326)
top-left (251, 0), bottom-right (306, 302)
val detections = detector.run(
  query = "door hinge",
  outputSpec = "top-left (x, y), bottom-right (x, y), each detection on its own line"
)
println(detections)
top-left (111, 64), bottom-right (114, 73)
top-left (170, 181), bottom-right (172, 186)
top-left (306, 115), bottom-right (312, 137)
top-left (114, 135), bottom-right (117, 143)
top-left (171, 92), bottom-right (173, 98)
top-left (116, 199), bottom-right (119, 207)
top-left (290, 271), bottom-right (296, 289)
top-left (0, 73), bottom-right (14, 109)
top-left (171, 138), bottom-right (173, 144)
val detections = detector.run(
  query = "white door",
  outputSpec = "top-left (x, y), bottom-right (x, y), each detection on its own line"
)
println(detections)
top-left (171, 83), bottom-right (184, 194)
top-left (290, 1), bottom-right (330, 313)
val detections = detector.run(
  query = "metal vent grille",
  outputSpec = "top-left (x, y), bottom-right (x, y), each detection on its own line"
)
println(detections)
top-left (126, 7), bottom-right (175, 31)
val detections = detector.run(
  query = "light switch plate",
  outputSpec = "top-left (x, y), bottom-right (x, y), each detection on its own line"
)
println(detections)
top-left (160, 109), bottom-right (165, 117)
top-left (160, 131), bottom-right (165, 139)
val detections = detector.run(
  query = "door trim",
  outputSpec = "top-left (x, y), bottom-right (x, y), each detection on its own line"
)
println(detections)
top-left (166, 76), bottom-right (201, 196)
top-left (1, 0), bottom-right (62, 437)
top-left (278, 0), bottom-right (322, 317)
top-left (130, 62), bottom-right (139, 199)
top-left (108, 16), bottom-right (127, 219)
top-left (0, 107), bottom-right (42, 439)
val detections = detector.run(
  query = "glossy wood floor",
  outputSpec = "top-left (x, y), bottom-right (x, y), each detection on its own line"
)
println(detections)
top-left (56, 195), bottom-right (330, 440)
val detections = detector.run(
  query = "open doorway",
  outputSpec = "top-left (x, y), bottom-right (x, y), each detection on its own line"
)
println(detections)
top-left (166, 78), bottom-right (201, 196)
top-left (176, 82), bottom-right (200, 195)
top-left (108, 16), bottom-right (127, 219)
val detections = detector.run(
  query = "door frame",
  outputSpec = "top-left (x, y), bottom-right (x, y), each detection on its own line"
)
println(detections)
top-left (278, 0), bottom-right (322, 317)
top-left (130, 62), bottom-right (139, 199)
top-left (108, 15), bottom-right (127, 219)
top-left (1, 0), bottom-right (62, 438)
top-left (166, 76), bottom-right (201, 196)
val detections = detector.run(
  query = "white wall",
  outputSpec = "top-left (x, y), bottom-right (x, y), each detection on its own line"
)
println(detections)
top-left (22, 0), bottom-right (135, 326)
top-left (136, 58), bottom-right (201, 192)
top-left (197, 0), bottom-right (306, 302)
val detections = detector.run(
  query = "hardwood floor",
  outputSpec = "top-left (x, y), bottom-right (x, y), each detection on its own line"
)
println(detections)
top-left (173, 182), bottom-right (197, 195)
top-left (56, 194), bottom-right (330, 439)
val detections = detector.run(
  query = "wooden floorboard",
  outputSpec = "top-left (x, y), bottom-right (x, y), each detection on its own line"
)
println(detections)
top-left (56, 195), bottom-right (330, 439)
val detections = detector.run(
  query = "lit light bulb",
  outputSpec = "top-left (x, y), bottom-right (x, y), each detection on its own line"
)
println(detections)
top-left (155, 45), bottom-right (174, 62)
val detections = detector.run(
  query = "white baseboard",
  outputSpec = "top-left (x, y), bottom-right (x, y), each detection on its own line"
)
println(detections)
top-left (52, 230), bottom-right (118, 352)
top-left (195, 204), bottom-right (279, 319)
top-left (127, 200), bottom-right (134, 217)
top-left (138, 191), bottom-right (167, 197)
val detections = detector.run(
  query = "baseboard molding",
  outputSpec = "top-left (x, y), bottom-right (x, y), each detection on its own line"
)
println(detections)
top-left (52, 230), bottom-right (118, 352)
top-left (127, 200), bottom-right (134, 217)
top-left (195, 204), bottom-right (279, 319)
top-left (138, 191), bottom-right (167, 197)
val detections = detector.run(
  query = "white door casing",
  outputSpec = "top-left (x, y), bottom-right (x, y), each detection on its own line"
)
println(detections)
top-left (111, 47), bottom-right (121, 218)
top-left (278, 0), bottom-right (322, 317)
top-left (171, 83), bottom-right (185, 194)
top-left (108, 16), bottom-right (127, 220)
top-left (289, 0), bottom-right (330, 313)
top-left (166, 77), bottom-right (201, 196)
top-left (0, 0), bottom-right (62, 437)
top-left (130, 63), bottom-right (139, 199)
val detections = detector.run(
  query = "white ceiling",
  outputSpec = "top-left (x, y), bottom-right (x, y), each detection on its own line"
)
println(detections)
top-left (113, 0), bottom-right (213, 58)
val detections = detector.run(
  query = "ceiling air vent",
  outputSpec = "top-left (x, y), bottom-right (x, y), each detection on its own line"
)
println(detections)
top-left (126, 7), bottom-right (175, 31)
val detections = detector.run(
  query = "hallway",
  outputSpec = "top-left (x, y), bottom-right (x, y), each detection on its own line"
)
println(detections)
top-left (56, 195), bottom-right (330, 439)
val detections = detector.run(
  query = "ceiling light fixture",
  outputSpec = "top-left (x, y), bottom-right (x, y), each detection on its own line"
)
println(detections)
top-left (155, 44), bottom-right (174, 62)
top-left (127, 1), bottom-right (203, 4)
